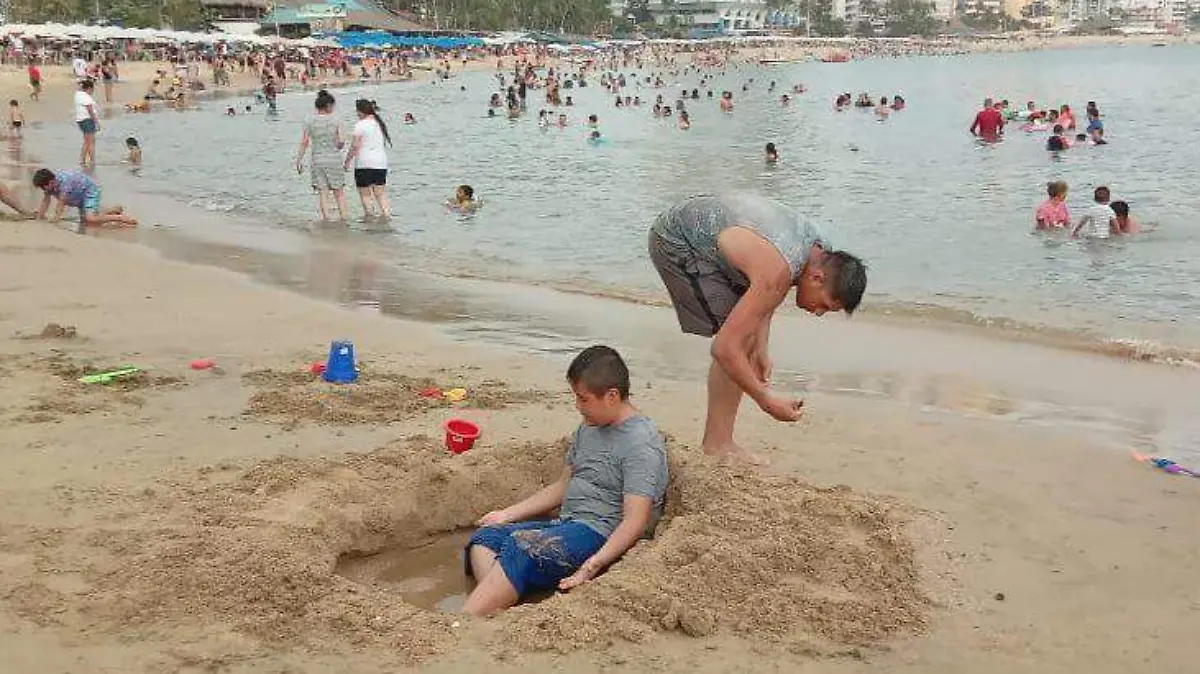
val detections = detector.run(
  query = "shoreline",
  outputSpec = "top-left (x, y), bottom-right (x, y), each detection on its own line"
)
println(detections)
top-left (11, 45), bottom-right (1200, 372)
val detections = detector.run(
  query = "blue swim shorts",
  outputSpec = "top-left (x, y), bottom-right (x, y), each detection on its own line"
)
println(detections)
top-left (467, 519), bottom-right (605, 596)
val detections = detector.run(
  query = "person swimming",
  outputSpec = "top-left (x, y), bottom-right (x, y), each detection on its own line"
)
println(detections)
top-left (765, 142), bottom-right (779, 164)
top-left (447, 184), bottom-right (480, 213)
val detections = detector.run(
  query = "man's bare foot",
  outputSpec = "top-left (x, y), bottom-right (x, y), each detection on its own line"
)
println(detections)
top-left (701, 442), bottom-right (770, 467)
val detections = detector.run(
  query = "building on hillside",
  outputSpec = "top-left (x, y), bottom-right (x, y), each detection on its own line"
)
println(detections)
top-left (1115, 0), bottom-right (1196, 25)
top-left (259, 0), bottom-right (428, 38)
top-left (932, 0), bottom-right (958, 19)
top-left (632, 0), bottom-right (776, 33)
top-left (202, 0), bottom-right (270, 34)
top-left (1060, 0), bottom-right (1113, 22)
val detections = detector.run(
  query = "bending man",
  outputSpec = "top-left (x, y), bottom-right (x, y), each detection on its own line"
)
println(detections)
top-left (649, 193), bottom-right (867, 464)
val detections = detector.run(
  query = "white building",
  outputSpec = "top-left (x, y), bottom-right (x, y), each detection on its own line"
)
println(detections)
top-left (637, 0), bottom-right (779, 33)
top-left (1060, 0), bottom-right (1112, 22)
top-left (1115, 0), bottom-right (1197, 24)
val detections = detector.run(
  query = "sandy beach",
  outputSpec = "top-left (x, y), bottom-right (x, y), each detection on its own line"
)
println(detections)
top-left (2, 36), bottom-right (1200, 674)
top-left (1, 214), bottom-right (1199, 673)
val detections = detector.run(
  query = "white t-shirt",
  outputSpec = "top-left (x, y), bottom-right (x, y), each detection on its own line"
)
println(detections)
top-left (73, 90), bottom-right (96, 123)
top-left (72, 58), bottom-right (88, 79)
top-left (352, 117), bottom-right (388, 170)
top-left (1080, 201), bottom-right (1114, 239)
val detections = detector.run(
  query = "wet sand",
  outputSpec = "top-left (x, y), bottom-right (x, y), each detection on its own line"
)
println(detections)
top-left (1, 217), bottom-right (1199, 673)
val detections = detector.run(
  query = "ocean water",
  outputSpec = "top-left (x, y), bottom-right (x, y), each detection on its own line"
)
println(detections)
top-left (45, 44), bottom-right (1200, 359)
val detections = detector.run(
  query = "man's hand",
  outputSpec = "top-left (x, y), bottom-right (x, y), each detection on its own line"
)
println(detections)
top-left (558, 556), bottom-right (602, 590)
top-left (476, 508), bottom-right (513, 527)
top-left (752, 348), bottom-right (773, 385)
top-left (758, 394), bottom-right (803, 422)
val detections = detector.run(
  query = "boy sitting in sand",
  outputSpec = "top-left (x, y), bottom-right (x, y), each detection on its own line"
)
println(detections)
top-left (463, 345), bottom-right (668, 617)
top-left (32, 168), bottom-right (138, 233)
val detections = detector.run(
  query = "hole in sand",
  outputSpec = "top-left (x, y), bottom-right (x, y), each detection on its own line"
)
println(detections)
top-left (334, 529), bottom-right (556, 613)
top-left (336, 530), bottom-right (473, 613)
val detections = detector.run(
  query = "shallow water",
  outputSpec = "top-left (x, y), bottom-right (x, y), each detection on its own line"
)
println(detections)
top-left (336, 530), bottom-right (473, 612)
top-left (60, 44), bottom-right (1200, 355)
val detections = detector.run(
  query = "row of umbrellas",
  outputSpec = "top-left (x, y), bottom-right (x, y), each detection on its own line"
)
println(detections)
top-left (0, 23), bottom-right (340, 46)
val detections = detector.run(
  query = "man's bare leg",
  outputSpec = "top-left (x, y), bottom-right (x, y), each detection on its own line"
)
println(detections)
top-left (701, 359), bottom-right (766, 465)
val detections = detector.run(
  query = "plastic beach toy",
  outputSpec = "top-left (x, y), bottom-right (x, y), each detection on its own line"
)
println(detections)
top-left (443, 387), bottom-right (468, 402)
top-left (1132, 451), bottom-right (1200, 478)
top-left (190, 359), bottom-right (215, 370)
top-left (77, 367), bottom-right (141, 384)
top-left (444, 418), bottom-right (480, 454)
top-left (323, 340), bottom-right (358, 384)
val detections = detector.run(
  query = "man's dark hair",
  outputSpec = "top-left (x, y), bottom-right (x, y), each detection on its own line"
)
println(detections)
top-left (567, 345), bottom-right (630, 400)
top-left (1110, 200), bottom-right (1129, 217)
top-left (80, 78), bottom-right (94, 91)
top-left (824, 250), bottom-right (867, 315)
top-left (32, 168), bottom-right (54, 189)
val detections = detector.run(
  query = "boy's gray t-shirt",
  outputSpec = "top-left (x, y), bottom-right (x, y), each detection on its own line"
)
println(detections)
top-left (561, 415), bottom-right (668, 538)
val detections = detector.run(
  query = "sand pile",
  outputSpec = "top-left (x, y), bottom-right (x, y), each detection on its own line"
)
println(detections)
top-left (503, 453), bottom-right (928, 653)
top-left (3, 437), bottom-right (927, 665)
top-left (17, 322), bottom-right (79, 340)
top-left (8, 351), bottom-right (183, 423)
top-left (242, 369), bottom-right (544, 427)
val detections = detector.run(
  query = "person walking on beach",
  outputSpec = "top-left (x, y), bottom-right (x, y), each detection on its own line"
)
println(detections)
top-left (74, 79), bottom-right (99, 168)
top-left (343, 99), bottom-right (392, 220)
top-left (27, 61), bottom-right (41, 101)
top-left (648, 193), bottom-right (867, 465)
top-left (295, 90), bottom-right (349, 222)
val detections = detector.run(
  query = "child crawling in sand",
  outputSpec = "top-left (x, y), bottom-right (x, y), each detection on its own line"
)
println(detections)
top-left (33, 168), bottom-right (137, 233)
top-left (462, 345), bottom-right (668, 617)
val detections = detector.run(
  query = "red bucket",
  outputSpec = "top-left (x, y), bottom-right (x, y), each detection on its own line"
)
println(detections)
top-left (444, 418), bottom-right (480, 454)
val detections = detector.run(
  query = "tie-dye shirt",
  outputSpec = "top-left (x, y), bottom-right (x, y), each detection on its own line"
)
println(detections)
top-left (53, 170), bottom-right (98, 208)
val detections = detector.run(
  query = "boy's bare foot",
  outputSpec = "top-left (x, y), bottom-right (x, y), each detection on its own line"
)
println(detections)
top-left (702, 442), bottom-right (769, 467)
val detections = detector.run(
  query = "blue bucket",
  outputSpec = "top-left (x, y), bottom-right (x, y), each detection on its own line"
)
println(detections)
top-left (323, 340), bottom-right (358, 384)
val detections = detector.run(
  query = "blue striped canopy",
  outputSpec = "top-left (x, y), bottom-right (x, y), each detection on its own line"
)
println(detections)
top-left (328, 31), bottom-right (485, 48)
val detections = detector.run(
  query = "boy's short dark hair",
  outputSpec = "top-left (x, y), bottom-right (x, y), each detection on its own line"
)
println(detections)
top-left (8, 100), bottom-right (16, 106)
top-left (1095, 186), bottom-right (1111, 202)
top-left (1110, 200), bottom-right (1129, 217)
top-left (459, 184), bottom-right (474, 198)
top-left (81, 78), bottom-right (94, 91)
top-left (32, 168), bottom-right (54, 189)
top-left (823, 250), bottom-right (868, 315)
top-left (567, 346), bottom-right (630, 400)
top-left (125, 137), bottom-right (138, 147)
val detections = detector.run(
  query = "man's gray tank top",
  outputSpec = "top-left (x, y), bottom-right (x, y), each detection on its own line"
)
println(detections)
top-left (652, 193), bottom-right (827, 286)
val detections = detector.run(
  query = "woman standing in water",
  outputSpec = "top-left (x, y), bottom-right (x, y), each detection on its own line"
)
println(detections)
top-left (343, 99), bottom-right (392, 220)
top-left (295, 89), bottom-right (348, 222)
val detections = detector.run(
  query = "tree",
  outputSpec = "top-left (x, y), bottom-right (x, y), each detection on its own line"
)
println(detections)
top-left (885, 0), bottom-right (937, 36)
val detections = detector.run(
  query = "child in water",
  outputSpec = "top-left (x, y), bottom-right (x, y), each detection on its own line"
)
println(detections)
top-left (1072, 186), bottom-right (1114, 239)
top-left (678, 111), bottom-right (690, 130)
top-left (447, 184), bottom-right (480, 213)
top-left (765, 142), bottom-right (779, 164)
top-left (8, 99), bottom-right (23, 137)
top-left (588, 130), bottom-right (603, 144)
top-left (1110, 200), bottom-right (1140, 235)
top-left (124, 137), bottom-right (142, 167)
top-left (1035, 180), bottom-right (1070, 230)
top-left (404, 113), bottom-right (416, 124)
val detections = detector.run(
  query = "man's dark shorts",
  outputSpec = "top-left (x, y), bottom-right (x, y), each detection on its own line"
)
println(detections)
top-left (649, 228), bottom-right (746, 338)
